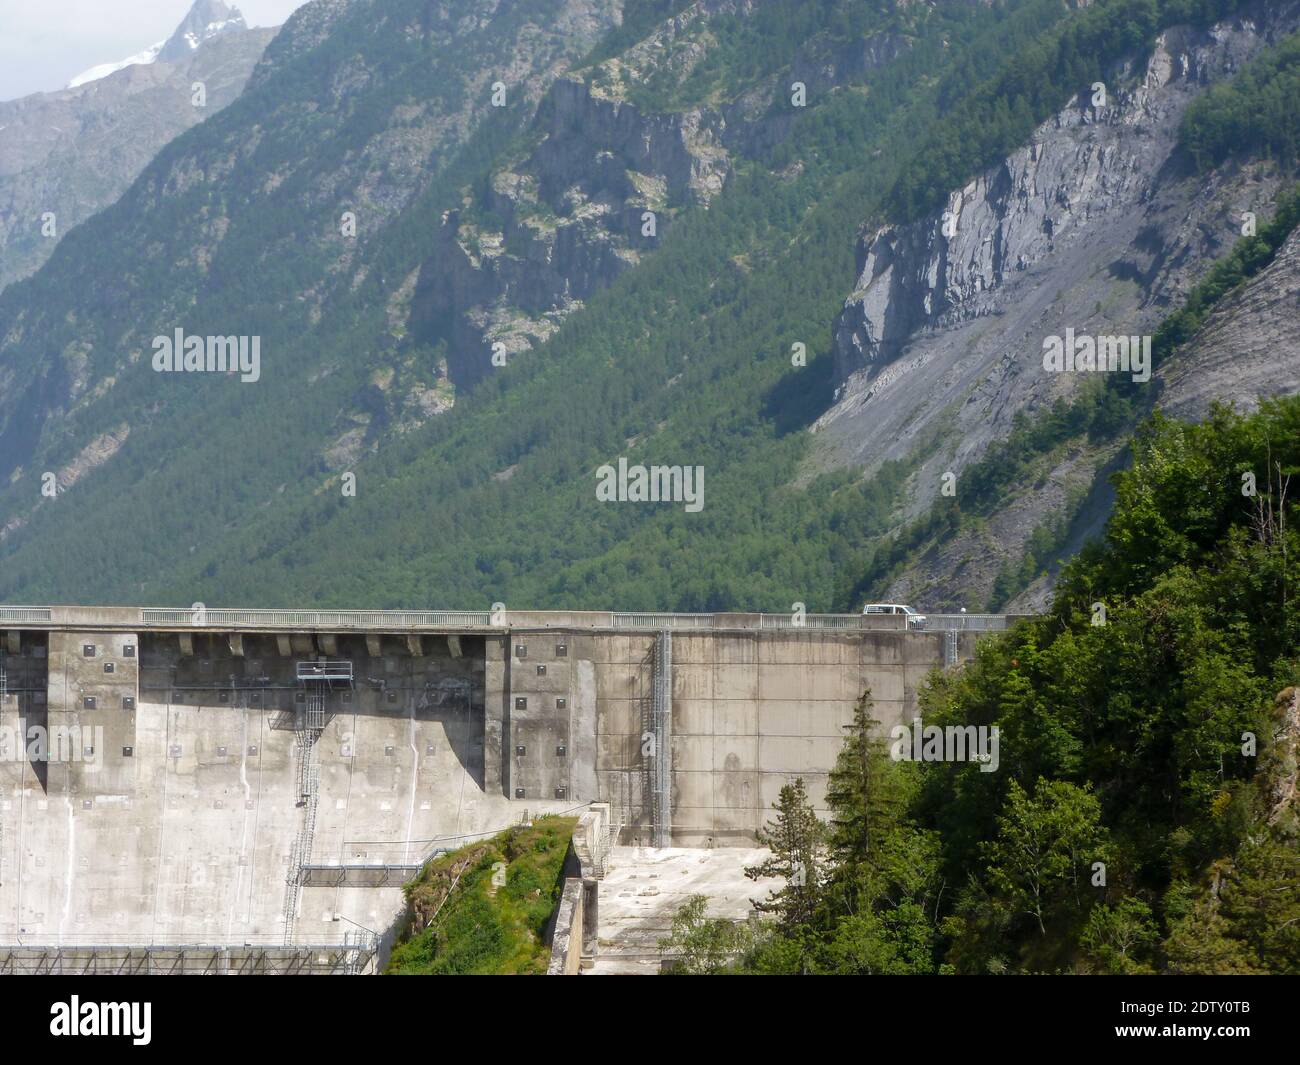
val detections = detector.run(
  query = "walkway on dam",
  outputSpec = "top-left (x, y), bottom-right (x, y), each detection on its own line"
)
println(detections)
top-left (0, 604), bottom-right (1023, 634)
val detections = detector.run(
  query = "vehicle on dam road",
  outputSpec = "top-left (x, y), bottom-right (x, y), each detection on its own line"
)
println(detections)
top-left (861, 603), bottom-right (928, 629)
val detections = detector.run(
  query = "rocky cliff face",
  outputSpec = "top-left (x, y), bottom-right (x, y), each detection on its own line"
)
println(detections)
top-left (812, 0), bottom-right (1300, 611)
top-left (1159, 226), bottom-right (1300, 420)
top-left (410, 0), bottom-right (913, 385)
top-left (156, 0), bottom-right (249, 63)
top-left (0, 5), bottom-right (274, 293)
top-left (832, 9), bottom-right (1300, 384)
top-left (410, 72), bottom-right (730, 382)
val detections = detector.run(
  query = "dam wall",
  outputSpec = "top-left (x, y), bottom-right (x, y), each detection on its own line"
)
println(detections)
top-left (0, 607), bottom-right (1011, 957)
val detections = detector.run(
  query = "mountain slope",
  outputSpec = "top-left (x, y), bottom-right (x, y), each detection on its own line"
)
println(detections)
top-left (0, 2), bottom-right (275, 292)
top-left (826, 5), bottom-right (1300, 611)
top-left (0, 0), bottom-right (1294, 615)
top-left (0, 0), bottom-right (623, 598)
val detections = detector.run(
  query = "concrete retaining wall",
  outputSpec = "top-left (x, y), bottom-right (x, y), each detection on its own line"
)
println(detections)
top-left (489, 626), bottom-right (978, 844)
top-left (1, 615), bottom-right (996, 954)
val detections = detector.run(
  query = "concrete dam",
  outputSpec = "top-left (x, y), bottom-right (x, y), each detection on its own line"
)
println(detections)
top-left (0, 605), bottom-right (1016, 972)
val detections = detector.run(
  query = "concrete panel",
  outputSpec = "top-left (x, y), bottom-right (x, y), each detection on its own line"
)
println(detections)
top-left (672, 663), bottom-right (713, 701)
top-left (758, 633), bottom-right (857, 665)
top-left (711, 699), bottom-right (757, 738)
top-left (859, 665), bottom-right (906, 703)
top-left (671, 697), bottom-right (713, 736)
top-left (711, 635), bottom-right (757, 665)
top-left (672, 772), bottom-right (716, 811)
top-left (904, 632), bottom-right (947, 665)
top-left (757, 700), bottom-right (828, 738)
top-left (570, 659), bottom-right (598, 803)
top-left (596, 699), bottom-right (639, 736)
top-left (759, 771), bottom-right (831, 813)
top-left (596, 667), bottom-right (641, 702)
top-left (856, 631), bottom-right (906, 664)
top-left (714, 664), bottom-right (758, 701)
top-left (755, 664), bottom-right (807, 703)
top-left (872, 700), bottom-right (909, 732)
top-left (757, 735), bottom-right (842, 774)
top-left (670, 634), bottom-right (714, 665)
top-left (597, 732), bottom-right (637, 767)
top-left (713, 770), bottom-right (759, 811)
top-left (712, 735), bottom-right (758, 772)
top-left (671, 735), bottom-right (714, 773)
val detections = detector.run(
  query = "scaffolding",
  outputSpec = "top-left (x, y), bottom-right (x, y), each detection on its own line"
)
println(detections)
top-left (295, 660), bottom-right (354, 685)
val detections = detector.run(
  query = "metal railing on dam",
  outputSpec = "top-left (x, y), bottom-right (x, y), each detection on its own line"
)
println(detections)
top-left (0, 933), bottom-right (380, 976)
top-left (0, 605), bottom-right (1031, 633)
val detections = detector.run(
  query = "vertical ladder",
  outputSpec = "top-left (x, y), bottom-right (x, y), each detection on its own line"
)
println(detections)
top-left (650, 630), bottom-right (672, 848)
top-left (304, 682), bottom-right (325, 731)
top-left (283, 682), bottom-right (328, 944)
top-left (0, 650), bottom-right (4, 887)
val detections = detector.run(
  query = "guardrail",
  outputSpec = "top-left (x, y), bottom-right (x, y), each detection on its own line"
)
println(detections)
top-left (610, 613), bottom-right (717, 629)
top-left (924, 614), bottom-right (1015, 631)
top-left (761, 613), bottom-right (885, 630)
top-left (0, 605), bottom-right (1031, 633)
top-left (0, 932), bottom-right (376, 948)
top-left (140, 608), bottom-right (494, 629)
top-left (0, 607), bottom-right (53, 623)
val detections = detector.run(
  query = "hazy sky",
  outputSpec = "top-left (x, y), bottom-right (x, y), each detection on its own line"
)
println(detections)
top-left (0, 0), bottom-right (312, 101)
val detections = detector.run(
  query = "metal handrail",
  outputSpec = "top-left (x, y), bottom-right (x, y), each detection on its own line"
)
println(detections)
top-left (0, 605), bottom-right (1027, 632)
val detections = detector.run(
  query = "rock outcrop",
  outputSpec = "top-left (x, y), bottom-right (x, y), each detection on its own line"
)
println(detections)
top-left (410, 0), bottom-right (914, 384)
top-left (832, 11), bottom-right (1299, 382)
top-left (411, 73), bottom-right (730, 383)
top-left (1158, 226), bottom-right (1300, 419)
top-left (815, 0), bottom-right (1300, 610)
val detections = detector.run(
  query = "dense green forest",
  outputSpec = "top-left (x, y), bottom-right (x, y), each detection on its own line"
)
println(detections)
top-left (1181, 28), bottom-right (1300, 169)
top-left (662, 397), bottom-right (1300, 974)
top-left (0, 0), bottom-right (1276, 613)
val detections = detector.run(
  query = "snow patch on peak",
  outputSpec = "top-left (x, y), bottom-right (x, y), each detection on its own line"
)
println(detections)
top-left (66, 2), bottom-right (247, 89)
top-left (67, 42), bottom-right (164, 89)
top-left (159, 2), bottom-right (247, 62)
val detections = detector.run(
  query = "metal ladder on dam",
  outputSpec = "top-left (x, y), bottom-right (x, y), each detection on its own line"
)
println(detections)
top-left (282, 671), bottom-right (334, 944)
top-left (0, 655), bottom-right (4, 888)
top-left (646, 631), bottom-right (671, 849)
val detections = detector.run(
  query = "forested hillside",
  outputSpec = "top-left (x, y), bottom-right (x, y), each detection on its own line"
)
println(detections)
top-left (663, 396), bottom-right (1300, 974)
top-left (0, 0), bottom-right (1295, 616)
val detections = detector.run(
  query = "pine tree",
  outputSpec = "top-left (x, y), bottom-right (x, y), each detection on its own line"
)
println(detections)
top-left (746, 777), bottom-right (825, 930)
top-left (824, 687), bottom-right (907, 911)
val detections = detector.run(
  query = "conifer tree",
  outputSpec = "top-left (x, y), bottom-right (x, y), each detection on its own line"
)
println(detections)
top-left (746, 777), bottom-right (825, 929)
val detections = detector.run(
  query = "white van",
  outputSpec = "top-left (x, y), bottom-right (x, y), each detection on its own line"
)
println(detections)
top-left (862, 603), bottom-right (927, 628)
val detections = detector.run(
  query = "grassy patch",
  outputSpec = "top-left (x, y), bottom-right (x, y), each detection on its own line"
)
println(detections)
top-left (385, 815), bottom-right (577, 975)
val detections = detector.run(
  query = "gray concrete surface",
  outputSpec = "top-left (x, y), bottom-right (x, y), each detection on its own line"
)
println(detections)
top-left (587, 845), bottom-right (779, 975)
top-left (0, 607), bottom-right (1004, 957)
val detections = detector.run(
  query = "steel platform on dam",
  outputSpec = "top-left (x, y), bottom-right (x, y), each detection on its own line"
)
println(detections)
top-left (0, 605), bottom-right (1025, 971)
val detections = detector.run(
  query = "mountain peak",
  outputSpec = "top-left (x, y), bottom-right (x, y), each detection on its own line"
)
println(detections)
top-left (66, 1), bottom-right (247, 88)
top-left (158, 0), bottom-right (248, 62)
